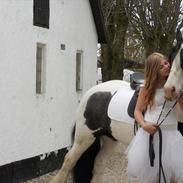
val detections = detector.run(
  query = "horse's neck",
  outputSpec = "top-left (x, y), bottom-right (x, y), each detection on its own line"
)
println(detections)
top-left (175, 104), bottom-right (183, 122)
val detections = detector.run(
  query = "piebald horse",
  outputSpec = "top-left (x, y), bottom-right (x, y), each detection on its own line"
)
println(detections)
top-left (164, 28), bottom-right (183, 137)
top-left (51, 29), bottom-right (183, 183)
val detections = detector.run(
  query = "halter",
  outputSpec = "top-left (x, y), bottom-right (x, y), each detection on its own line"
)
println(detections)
top-left (168, 28), bottom-right (183, 69)
top-left (149, 91), bottom-right (183, 183)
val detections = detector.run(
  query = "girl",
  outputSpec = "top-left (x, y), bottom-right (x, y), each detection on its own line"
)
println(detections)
top-left (126, 52), bottom-right (183, 183)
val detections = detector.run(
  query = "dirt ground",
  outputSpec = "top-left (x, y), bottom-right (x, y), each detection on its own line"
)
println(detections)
top-left (22, 139), bottom-right (183, 183)
top-left (22, 139), bottom-right (140, 183)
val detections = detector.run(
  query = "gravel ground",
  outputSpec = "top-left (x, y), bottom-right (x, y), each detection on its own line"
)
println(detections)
top-left (22, 138), bottom-right (183, 183)
top-left (21, 170), bottom-right (74, 183)
top-left (22, 138), bottom-right (140, 183)
top-left (22, 171), bottom-right (58, 183)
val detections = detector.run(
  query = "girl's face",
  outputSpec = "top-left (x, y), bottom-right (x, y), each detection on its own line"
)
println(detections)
top-left (159, 59), bottom-right (170, 77)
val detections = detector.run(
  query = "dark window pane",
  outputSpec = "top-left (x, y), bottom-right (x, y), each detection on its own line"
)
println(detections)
top-left (33, 0), bottom-right (49, 28)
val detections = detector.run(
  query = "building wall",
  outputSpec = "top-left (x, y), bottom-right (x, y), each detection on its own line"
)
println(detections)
top-left (0, 0), bottom-right (98, 166)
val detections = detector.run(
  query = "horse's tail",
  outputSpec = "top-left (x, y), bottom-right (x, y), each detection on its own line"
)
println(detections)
top-left (71, 125), bottom-right (101, 183)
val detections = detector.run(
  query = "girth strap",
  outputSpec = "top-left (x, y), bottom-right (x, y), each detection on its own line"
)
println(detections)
top-left (149, 128), bottom-right (167, 183)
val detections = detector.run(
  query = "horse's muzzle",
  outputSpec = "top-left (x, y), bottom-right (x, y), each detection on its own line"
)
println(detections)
top-left (164, 89), bottom-right (183, 101)
top-left (164, 85), bottom-right (178, 101)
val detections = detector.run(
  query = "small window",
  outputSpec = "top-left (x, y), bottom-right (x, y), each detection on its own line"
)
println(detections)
top-left (33, 0), bottom-right (49, 28)
top-left (76, 51), bottom-right (83, 91)
top-left (36, 43), bottom-right (46, 94)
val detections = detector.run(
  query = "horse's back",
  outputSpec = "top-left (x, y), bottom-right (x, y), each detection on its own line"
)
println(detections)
top-left (76, 80), bottom-right (129, 117)
top-left (81, 80), bottom-right (129, 104)
top-left (86, 80), bottom-right (128, 94)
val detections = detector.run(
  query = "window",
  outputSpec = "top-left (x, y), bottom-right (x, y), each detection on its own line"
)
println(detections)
top-left (76, 51), bottom-right (83, 91)
top-left (36, 43), bottom-right (46, 94)
top-left (33, 0), bottom-right (49, 28)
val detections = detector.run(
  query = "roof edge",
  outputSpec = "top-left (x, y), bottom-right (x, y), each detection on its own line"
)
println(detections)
top-left (89, 0), bottom-right (107, 44)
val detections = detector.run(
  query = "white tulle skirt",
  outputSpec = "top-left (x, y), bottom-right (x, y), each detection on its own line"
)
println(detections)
top-left (125, 125), bottom-right (183, 183)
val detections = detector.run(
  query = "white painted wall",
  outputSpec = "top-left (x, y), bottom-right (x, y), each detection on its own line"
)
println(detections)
top-left (0, 0), bottom-right (98, 166)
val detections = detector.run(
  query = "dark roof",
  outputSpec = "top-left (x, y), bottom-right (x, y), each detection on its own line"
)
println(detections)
top-left (89, 0), bottom-right (107, 43)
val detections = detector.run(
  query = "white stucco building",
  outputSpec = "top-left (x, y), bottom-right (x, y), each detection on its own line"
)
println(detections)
top-left (0, 0), bottom-right (106, 180)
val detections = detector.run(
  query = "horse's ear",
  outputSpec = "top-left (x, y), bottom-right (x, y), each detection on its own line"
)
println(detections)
top-left (176, 28), bottom-right (183, 43)
top-left (180, 49), bottom-right (183, 70)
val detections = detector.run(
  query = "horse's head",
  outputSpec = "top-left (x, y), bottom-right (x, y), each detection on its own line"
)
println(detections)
top-left (164, 28), bottom-right (183, 100)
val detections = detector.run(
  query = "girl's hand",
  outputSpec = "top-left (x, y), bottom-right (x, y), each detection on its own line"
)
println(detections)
top-left (142, 123), bottom-right (159, 134)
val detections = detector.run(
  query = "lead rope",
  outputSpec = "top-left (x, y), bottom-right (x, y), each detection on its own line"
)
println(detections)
top-left (149, 92), bottom-right (183, 183)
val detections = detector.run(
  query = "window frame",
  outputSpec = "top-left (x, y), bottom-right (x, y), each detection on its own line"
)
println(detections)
top-left (76, 50), bottom-right (83, 92)
top-left (36, 43), bottom-right (46, 94)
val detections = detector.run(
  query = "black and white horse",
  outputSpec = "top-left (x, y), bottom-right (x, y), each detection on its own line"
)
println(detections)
top-left (50, 29), bottom-right (183, 183)
top-left (164, 28), bottom-right (183, 124)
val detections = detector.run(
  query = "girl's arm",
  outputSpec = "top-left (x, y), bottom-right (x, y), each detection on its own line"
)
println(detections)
top-left (134, 87), bottom-right (158, 134)
top-left (134, 87), bottom-right (147, 127)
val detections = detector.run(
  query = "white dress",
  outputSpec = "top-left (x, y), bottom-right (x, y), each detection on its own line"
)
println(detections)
top-left (125, 88), bottom-right (183, 183)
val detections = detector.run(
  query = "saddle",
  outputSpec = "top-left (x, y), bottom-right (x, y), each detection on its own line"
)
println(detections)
top-left (107, 72), bottom-right (144, 124)
top-left (128, 72), bottom-right (144, 118)
top-left (130, 72), bottom-right (144, 90)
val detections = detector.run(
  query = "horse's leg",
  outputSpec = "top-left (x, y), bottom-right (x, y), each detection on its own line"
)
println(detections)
top-left (73, 138), bottom-right (101, 183)
top-left (91, 136), bottom-right (120, 183)
top-left (50, 131), bottom-right (96, 183)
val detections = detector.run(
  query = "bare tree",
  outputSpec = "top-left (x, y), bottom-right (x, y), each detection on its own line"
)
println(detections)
top-left (126, 0), bottom-right (183, 57)
top-left (100, 0), bottom-right (129, 81)
top-left (124, 23), bottom-right (146, 63)
top-left (100, 0), bottom-right (183, 81)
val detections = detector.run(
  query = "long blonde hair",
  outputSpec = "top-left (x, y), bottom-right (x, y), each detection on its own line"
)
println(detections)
top-left (144, 52), bottom-right (167, 107)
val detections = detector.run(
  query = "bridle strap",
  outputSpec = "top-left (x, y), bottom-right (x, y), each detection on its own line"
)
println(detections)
top-left (156, 100), bottom-right (166, 125)
top-left (157, 91), bottom-right (183, 126)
